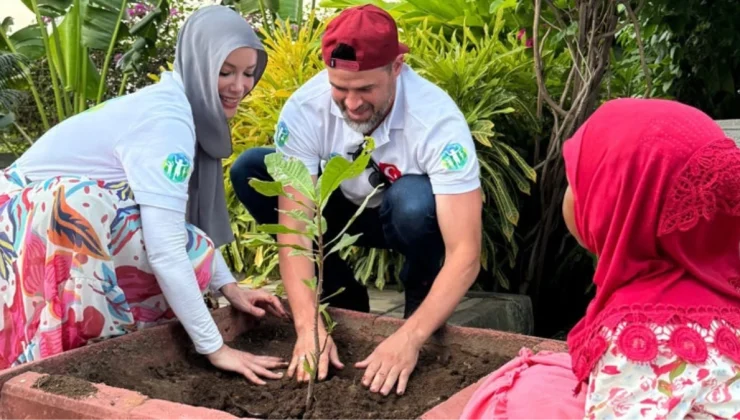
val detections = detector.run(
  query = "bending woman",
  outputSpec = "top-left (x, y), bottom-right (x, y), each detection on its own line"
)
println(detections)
top-left (462, 98), bottom-right (740, 419)
top-left (0, 5), bottom-right (288, 384)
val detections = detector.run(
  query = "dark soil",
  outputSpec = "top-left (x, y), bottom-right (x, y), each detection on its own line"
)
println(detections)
top-left (35, 318), bottom-right (506, 419)
top-left (34, 374), bottom-right (98, 399)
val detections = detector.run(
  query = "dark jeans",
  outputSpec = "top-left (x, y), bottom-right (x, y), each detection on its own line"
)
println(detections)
top-left (230, 147), bottom-right (445, 318)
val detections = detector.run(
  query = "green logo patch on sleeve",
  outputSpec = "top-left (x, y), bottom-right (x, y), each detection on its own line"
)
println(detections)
top-left (440, 143), bottom-right (469, 171)
top-left (162, 152), bottom-right (192, 183)
top-left (275, 120), bottom-right (289, 147)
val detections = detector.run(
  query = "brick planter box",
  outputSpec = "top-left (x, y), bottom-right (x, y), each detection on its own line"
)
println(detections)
top-left (0, 306), bottom-right (566, 419)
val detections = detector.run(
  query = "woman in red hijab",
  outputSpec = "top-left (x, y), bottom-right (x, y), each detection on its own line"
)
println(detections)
top-left (462, 98), bottom-right (740, 419)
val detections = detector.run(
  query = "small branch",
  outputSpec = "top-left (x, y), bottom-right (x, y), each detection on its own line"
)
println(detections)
top-left (13, 122), bottom-right (34, 145)
top-left (533, 0), bottom-right (567, 117)
top-left (118, 73), bottom-right (129, 96)
top-left (621, 0), bottom-right (651, 96)
top-left (560, 66), bottom-right (577, 108)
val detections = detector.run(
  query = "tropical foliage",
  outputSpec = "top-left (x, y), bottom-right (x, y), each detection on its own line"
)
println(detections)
top-left (0, 0), bottom-right (184, 143)
top-left (0, 52), bottom-right (33, 148)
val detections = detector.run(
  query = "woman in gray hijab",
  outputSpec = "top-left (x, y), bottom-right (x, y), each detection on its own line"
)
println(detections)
top-left (0, 5), bottom-right (287, 383)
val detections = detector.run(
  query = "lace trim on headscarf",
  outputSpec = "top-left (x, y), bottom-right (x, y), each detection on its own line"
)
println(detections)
top-left (658, 138), bottom-right (740, 236)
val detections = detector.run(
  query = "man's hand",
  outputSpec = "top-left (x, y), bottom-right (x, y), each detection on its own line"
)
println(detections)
top-left (355, 329), bottom-right (423, 396)
top-left (207, 344), bottom-right (288, 385)
top-left (287, 326), bottom-right (344, 382)
top-left (221, 284), bottom-right (288, 319)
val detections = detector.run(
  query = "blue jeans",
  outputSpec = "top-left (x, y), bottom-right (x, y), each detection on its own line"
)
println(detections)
top-left (230, 147), bottom-right (445, 317)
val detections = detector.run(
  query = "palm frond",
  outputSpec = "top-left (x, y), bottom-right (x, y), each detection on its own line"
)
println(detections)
top-left (0, 53), bottom-right (30, 89)
top-left (0, 89), bottom-right (26, 112)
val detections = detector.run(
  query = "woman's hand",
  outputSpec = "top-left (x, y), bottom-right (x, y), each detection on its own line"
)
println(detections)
top-left (221, 283), bottom-right (288, 319)
top-left (207, 344), bottom-right (288, 385)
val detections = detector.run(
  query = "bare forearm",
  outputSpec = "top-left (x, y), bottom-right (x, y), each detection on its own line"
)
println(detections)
top-left (399, 251), bottom-right (479, 344)
top-left (277, 194), bottom-right (320, 332)
top-left (280, 247), bottom-right (319, 331)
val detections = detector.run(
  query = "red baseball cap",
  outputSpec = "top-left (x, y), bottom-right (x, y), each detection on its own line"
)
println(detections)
top-left (321, 4), bottom-right (409, 72)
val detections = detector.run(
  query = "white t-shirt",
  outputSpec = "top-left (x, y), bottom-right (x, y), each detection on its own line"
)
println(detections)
top-left (15, 71), bottom-right (232, 355)
top-left (274, 64), bottom-right (480, 207)
top-left (17, 72), bottom-right (195, 213)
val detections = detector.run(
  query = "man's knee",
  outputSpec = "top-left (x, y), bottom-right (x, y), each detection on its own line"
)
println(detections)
top-left (381, 175), bottom-right (437, 237)
top-left (229, 147), bottom-right (274, 187)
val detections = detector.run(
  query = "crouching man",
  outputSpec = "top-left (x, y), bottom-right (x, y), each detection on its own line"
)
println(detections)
top-left (229, 4), bottom-right (482, 396)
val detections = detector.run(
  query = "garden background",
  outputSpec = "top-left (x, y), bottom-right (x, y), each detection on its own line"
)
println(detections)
top-left (2, 0), bottom-right (739, 339)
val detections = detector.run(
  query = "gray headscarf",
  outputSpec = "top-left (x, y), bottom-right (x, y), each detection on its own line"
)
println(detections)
top-left (174, 5), bottom-right (268, 248)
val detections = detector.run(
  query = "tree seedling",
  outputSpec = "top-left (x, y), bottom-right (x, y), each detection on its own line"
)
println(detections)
top-left (247, 137), bottom-right (379, 411)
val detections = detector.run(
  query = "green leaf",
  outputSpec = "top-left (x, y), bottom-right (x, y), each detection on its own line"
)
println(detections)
top-left (321, 287), bottom-right (345, 303)
top-left (494, 268), bottom-right (510, 290)
top-left (318, 137), bottom-right (375, 203)
top-left (5, 25), bottom-right (45, 60)
top-left (669, 362), bottom-right (687, 382)
top-left (288, 248), bottom-right (314, 259)
top-left (276, 0), bottom-right (303, 23)
top-left (325, 184), bottom-right (381, 248)
top-left (489, 0), bottom-right (516, 14)
top-left (302, 358), bottom-right (314, 375)
top-left (657, 380), bottom-right (672, 397)
top-left (128, 6), bottom-right (162, 36)
top-left (21, 0), bottom-right (73, 17)
top-left (498, 142), bottom-right (536, 182)
top-left (82, 0), bottom-right (131, 50)
top-left (118, 2), bottom-right (167, 73)
top-left (302, 277), bottom-right (317, 291)
top-left (488, 169), bottom-right (519, 226)
top-left (327, 233), bottom-right (361, 257)
top-left (274, 281), bottom-right (286, 298)
top-left (48, 5), bottom-right (102, 99)
top-left (256, 223), bottom-right (310, 237)
top-left (265, 152), bottom-right (316, 202)
top-left (278, 209), bottom-right (311, 225)
top-left (249, 179), bottom-right (292, 199)
top-left (0, 112), bottom-right (15, 130)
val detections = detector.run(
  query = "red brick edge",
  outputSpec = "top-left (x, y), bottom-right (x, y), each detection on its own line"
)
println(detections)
top-left (0, 372), bottom-right (239, 419)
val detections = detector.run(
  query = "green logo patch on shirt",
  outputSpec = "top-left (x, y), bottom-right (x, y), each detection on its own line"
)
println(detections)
top-left (440, 143), bottom-right (469, 171)
top-left (162, 152), bottom-right (192, 183)
top-left (275, 120), bottom-right (289, 147)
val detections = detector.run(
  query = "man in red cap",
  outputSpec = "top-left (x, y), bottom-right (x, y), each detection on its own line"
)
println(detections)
top-left (230, 4), bottom-right (482, 396)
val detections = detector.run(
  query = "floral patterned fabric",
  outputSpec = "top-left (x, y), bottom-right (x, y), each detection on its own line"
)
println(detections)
top-left (586, 322), bottom-right (740, 419)
top-left (0, 164), bottom-right (215, 369)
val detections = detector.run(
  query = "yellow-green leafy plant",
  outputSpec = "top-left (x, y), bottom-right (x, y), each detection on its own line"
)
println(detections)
top-left (398, 15), bottom-right (538, 288)
top-left (221, 15), bottom-right (326, 286)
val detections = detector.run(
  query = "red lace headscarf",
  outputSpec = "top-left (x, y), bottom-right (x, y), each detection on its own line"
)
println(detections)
top-left (563, 98), bottom-right (740, 384)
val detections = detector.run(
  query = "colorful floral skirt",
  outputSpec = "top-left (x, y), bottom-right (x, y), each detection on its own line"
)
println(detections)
top-left (0, 165), bottom-right (215, 369)
top-left (586, 321), bottom-right (740, 419)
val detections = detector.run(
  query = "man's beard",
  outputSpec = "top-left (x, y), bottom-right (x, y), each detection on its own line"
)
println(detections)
top-left (336, 94), bottom-right (394, 135)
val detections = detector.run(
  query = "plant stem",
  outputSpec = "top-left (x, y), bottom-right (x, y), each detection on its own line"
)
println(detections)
top-left (117, 73), bottom-right (128, 96)
top-left (96, 0), bottom-right (128, 104)
top-left (49, 19), bottom-right (73, 117)
top-left (31, 0), bottom-right (65, 123)
top-left (13, 122), bottom-right (34, 145)
top-left (305, 211), bottom-right (324, 412)
top-left (257, 0), bottom-right (272, 36)
top-left (73, 0), bottom-right (83, 114)
top-left (0, 31), bottom-right (50, 130)
top-left (78, 46), bottom-right (87, 112)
